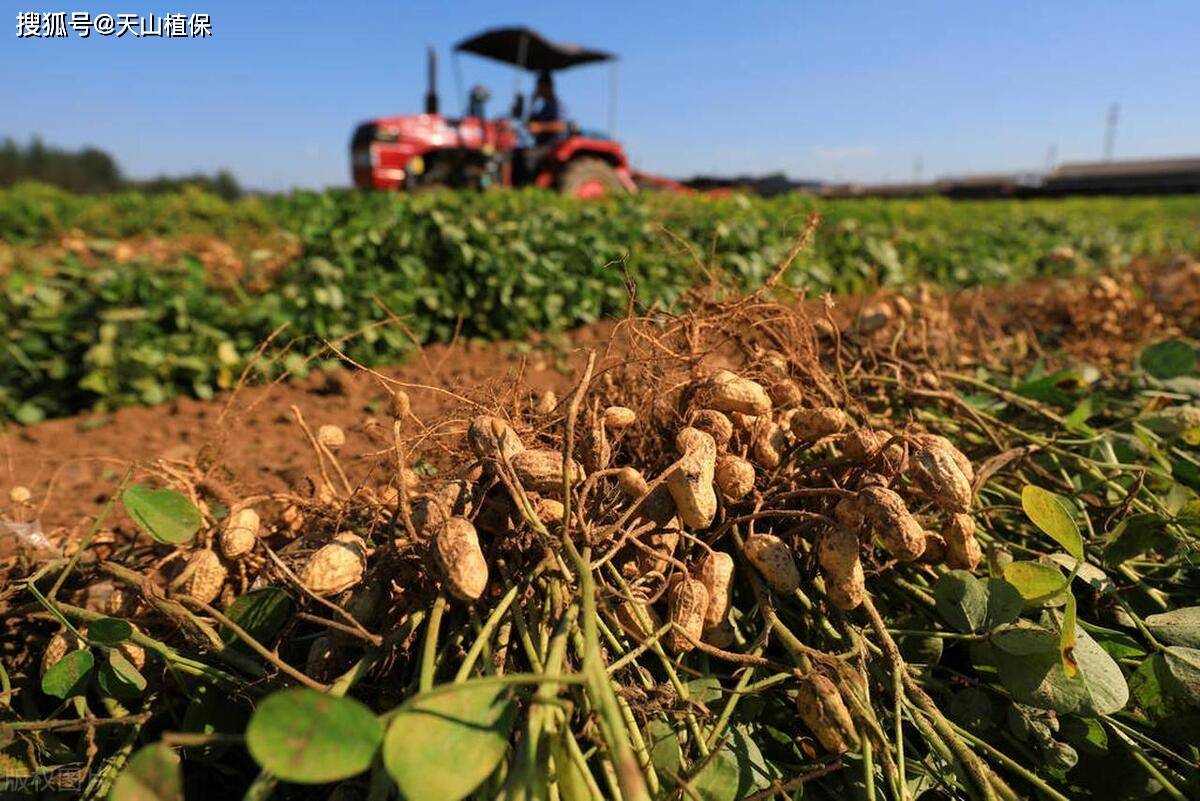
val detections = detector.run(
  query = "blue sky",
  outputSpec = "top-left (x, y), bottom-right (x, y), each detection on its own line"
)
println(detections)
top-left (6, 1), bottom-right (1199, 190)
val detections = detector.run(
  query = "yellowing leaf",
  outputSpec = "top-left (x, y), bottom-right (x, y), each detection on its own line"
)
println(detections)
top-left (1021, 485), bottom-right (1083, 560)
top-left (1003, 561), bottom-right (1069, 606)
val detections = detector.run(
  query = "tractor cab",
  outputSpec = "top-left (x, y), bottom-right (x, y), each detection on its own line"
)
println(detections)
top-left (351, 27), bottom-right (636, 197)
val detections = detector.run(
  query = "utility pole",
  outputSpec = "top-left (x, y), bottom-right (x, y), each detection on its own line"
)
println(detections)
top-left (912, 155), bottom-right (923, 183)
top-left (1103, 103), bottom-right (1119, 161)
top-left (1045, 143), bottom-right (1057, 173)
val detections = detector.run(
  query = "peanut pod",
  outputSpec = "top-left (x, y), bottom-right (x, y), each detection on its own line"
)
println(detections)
top-left (665, 427), bottom-right (718, 529)
top-left (434, 517), bottom-right (489, 602)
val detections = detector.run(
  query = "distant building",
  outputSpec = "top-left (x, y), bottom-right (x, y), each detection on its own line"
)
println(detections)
top-left (682, 172), bottom-right (822, 197)
top-left (679, 156), bottom-right (1199, 199)
top-left (814, 156), bottom-right (1200, 200)
top-left (1040, 156), bottom-right (1200, 196)
top-left (818, 181), bottom-right (937, 199)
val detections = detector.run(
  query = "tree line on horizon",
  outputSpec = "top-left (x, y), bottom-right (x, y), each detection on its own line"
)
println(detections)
top-left (0, 137), bottom-right (242, 199)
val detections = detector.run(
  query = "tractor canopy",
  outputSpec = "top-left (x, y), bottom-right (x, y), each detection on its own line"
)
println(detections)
top-left (454, 26), bottom-right (614, 72)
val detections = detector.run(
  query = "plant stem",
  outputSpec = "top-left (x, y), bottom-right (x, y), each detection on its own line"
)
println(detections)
top-left (420, 593), bottom-right (448, 692)
top-left (455, 584), bottom-right (520, 683)
top-left (48, 466), bottom-right (132, 599)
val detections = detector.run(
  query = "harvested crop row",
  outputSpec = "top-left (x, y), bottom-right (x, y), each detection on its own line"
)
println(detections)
top-left (4, 272), bottom-right (1198, 801)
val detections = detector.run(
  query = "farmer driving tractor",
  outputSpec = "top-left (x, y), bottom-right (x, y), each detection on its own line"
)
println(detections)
top-left (528, 71), bottom-right (567, 144)
top-left (351, 27), bottom-right (639, 197)
top-left (519, 70), bottom-right (568, 180)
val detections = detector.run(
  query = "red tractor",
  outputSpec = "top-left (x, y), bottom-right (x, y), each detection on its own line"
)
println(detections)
top-left (351, 27), bottom-right (651, 198)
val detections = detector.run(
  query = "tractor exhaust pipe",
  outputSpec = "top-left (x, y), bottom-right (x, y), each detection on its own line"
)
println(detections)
top-left (424, 46), bottom-right (439, 115)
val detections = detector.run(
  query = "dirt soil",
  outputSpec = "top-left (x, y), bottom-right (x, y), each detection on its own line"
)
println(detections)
top-left (3, 257), bottom-right (1198, 539)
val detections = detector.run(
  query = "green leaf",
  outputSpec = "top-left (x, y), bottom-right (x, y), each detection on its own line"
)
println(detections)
top-left (1078, 620), bottom-right (1147, 660)
top-left (1132, 648), bottom-right (1200, 717)
top-left (88, 616), bottom-right (132, 645)
top-left (1003, 561), bottom-right (1069, 606)
top-left (246, 688), bottom-right (383, 784)
top-left (948, 687), bottom-right (993, 730)
top-left (983, 578), bottom-right (1024, 630)
top-left (1064, 395), bottom-right (1100, 435)
top-left (645, 718), bottom-right (683, 781)
top-left (1145, 607), bottom-right (1200, 649)
top-left (1140, 339), bottom-right (1196, 380)
top-left (896, 620), bottom-right (944, 664)
top-left (220, 587), bottom-right (294, 648)
top-left (181, 683), bottom-right (249, 760)
top-left (382, 681), bottom-right (517, 801)
top-left (684, 676), bottom-right (723, 704)
top-left (992, 621), bottom-right (1128, 716)
top-left (1174, 458), bottom-right (1200, 491)
top-left (690, 745), bottom-right (741, 801)
top-left (98, 649), bottom-right (146, 699)
top-left (122, 485), bottom-right (201, 545)
top-left (728, 725), bottom-right (780, 792)
top-left (1103, 513), bottom-right (1171, 566)
top-left (1021, 485), bottom-right (1083, 560)
top-left (41, 648), bottom-right (94, 698)
top-left (1015, 369), bottom-right (1084, 408)
top-left (1161, 646), bottom-right (1200, 707)
top-left (1058, 716), bottom-right (1109, 757)
top-left (934, 570), bottom-right (989, 633)
top-left (1130, 653), bottom-right (1174, 718)
top-left (110, 743), bottom-right (183, 801)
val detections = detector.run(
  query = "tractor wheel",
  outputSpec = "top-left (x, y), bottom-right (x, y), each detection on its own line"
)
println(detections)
top-left (559, 157), bottom-right (627, 199)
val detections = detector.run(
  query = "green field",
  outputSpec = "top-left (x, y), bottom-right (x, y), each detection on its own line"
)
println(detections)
top-left (4, 183), bottom-right (1199, 422)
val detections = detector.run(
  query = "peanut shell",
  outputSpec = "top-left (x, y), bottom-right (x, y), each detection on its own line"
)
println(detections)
top-left (767, 378), bottom-right (803, 409)
top-left (942, 513), bottom-right (982, 571)
top-left (602, 406), bottom-right (637, 430)
top-left (750, 418), bottom-right (788, 470)
top-left (182, 549), bottom-right (227, 605)
top-left (697, 551), bottom-right (735, 627)
top-left (666, 576), bottom-right (709, 653)
top-left (913, 433), bottom-right (974, 483)
top-left (744, 533), bottom-right (800, 593)
top-left (511, 449), bottom-right (584, 495)
top-left (702, 370), bottom-right (772, 416)
top-left (791, 407), bottom-right (849, 441)
top-left (317, 424), bottom-right (345, 450)
top-left (910, 437), bottom-right (972, 512)
top-left (796, 674), bottom-right (860, 754)
top-left (665, 427), bottom-right (718, 528)
top-left (219, 507), bottom-right (259, 560)
top-left (818, 527), bottom-right (865, 611)
top-left (614, 596), bottom-right (663, 640)
top-left (690, 409), bottom-right (734, 449)
top-left (466, 415), bottom-right (524, 462)
top-left (856, 485), bottom-right (926, 562)
top-left (300, 533), bottom-right (367, 597)
top-left (434, 517), bottom-right (488, 601)
top-left (714, 454), bottom-right (755, 502)
top-left (616, 467), bottom-right (649, 498)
